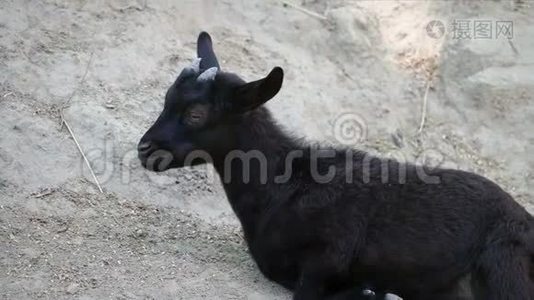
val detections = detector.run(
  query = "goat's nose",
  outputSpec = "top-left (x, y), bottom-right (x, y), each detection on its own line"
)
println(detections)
top-left (138, 141), bottom-right (152, 153)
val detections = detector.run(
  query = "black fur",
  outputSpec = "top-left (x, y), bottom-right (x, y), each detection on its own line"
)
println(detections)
top-left (138, 32), bottom-right (534, 300)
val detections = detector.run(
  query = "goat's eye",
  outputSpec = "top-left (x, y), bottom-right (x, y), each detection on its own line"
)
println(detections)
top-left (183, 105), bottom-right (208, 127)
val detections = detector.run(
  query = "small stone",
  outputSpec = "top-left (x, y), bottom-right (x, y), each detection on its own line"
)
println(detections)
top-left (66, 283), bottom-right (79, 294)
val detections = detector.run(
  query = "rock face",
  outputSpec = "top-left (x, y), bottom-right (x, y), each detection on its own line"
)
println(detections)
top-left (0, 0), bottom-right (533, 299)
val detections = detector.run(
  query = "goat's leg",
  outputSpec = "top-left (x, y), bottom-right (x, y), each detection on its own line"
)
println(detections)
top-left (293, 272), bottom-right (325, 300)
top-left (410, 290), bottom-right (465, 300)
top-left (326, 286), bottom-right (390, 300)
top-left (471, 244), bottom-right (533, 300)
top-left (294, 277), bottom-right (389, 300)
top-left (293, 219), bottom-right (364, 300)
top-left (293, 274), bottom-right (390, 300)
top-left (293, 249), bottom-right (362, 300)
top-left (293, 252), bottom-right (349, 300)
top-left (405, 278), bottom-right (473, 300)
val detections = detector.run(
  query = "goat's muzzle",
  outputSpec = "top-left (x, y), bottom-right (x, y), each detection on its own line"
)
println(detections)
top-left (137, 141), bottom-right (175, 172)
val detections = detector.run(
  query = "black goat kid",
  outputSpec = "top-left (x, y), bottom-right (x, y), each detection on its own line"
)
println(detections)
top-left (138, 32), bottom-right (534, 300)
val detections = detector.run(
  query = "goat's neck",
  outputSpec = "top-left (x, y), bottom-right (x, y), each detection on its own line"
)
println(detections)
top-left (213, 108), bottom-right (298, 240)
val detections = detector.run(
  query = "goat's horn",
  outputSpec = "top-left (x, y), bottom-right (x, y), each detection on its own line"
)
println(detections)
top-left (186, 57), bottom-right (202, 73)
top-left (197, 67), bottom-right (218, 82)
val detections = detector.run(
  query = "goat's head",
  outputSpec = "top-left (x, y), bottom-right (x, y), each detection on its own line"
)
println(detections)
top-left (138, 32), bottom-right (284, 172)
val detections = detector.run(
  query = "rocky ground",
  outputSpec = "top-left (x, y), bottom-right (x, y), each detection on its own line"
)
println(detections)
top-left (0, 0), bottom-right (533, 299)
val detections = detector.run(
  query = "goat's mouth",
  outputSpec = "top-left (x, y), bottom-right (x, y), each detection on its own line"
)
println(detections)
top-left (138, 149), bottom-right (176, 172)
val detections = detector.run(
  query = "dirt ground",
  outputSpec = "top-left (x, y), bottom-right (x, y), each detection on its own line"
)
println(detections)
top-left (1, 0), bottom-right (533, 299)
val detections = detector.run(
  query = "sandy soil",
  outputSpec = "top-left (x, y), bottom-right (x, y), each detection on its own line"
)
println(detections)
top-left (1, 0), bottom-right (533, 299)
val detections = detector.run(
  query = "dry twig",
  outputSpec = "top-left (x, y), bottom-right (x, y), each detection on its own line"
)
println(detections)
top-left (418, 80), bottom-right (431, 134)
top-left (59, 52), bottom-right (103, 193)
top-left (109, 0), bottom-right (147, 12)
top-left (32, 188), bottom-right (57, 198)
top-left (62, 52), bottom-right (94, 111)
top-left (279, 0), bottom-right (327, 20)
top-left (61, 115), bottom-right (104, 193)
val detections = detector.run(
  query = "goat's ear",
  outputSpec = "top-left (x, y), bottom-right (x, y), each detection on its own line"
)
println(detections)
top-left (232, 67), bottom-right (284, 113)
top-left (197, 32), bottom-right (220, 70)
